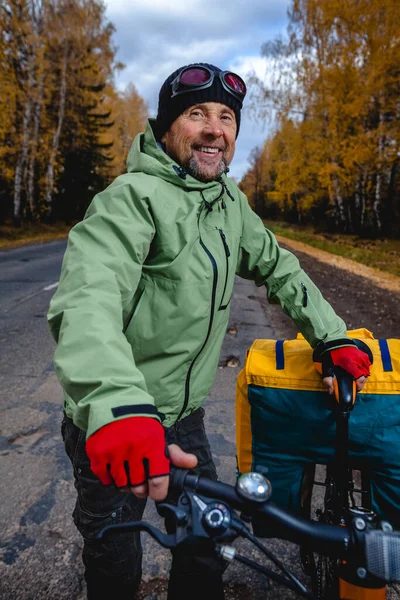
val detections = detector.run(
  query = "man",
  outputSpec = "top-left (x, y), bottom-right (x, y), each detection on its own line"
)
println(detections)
top-left (48, 63), bottom-right (370, 600)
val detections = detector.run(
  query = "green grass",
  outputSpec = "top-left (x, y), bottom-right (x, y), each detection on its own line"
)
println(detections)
top-left (0, 222), bottom-right (73, 249)
top-left (264, 220), bottom-right (400, 278)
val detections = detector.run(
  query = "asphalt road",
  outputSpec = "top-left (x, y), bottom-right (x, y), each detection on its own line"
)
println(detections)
top-left (0, 239), bottom-right (288, 600)
top-left (0, 240), bottom-right (66, 407)
top-left (1, 240), bottom-right (399, 600)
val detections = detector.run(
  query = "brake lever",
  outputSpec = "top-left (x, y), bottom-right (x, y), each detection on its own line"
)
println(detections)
top-left (98, 496), bottom-right (191, 549)
top-left (98, 488), bottom-right (238, 551)
top-left (98, 520), bottom-right (187, 548)
top-left (98, 490), bottom-right (211, 549)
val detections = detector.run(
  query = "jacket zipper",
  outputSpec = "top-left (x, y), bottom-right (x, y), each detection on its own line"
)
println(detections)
top-left (218, 228), bottom-right (231, 310)
top-left (177, 237), bottom-right (218, 421)
top-left (300, 281), bottom-right (325, 329)
top-left (300, 282), bottom-right (308, 307)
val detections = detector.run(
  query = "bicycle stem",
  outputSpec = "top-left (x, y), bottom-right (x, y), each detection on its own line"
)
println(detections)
top-left (332, 366), bottom-right (356, 521)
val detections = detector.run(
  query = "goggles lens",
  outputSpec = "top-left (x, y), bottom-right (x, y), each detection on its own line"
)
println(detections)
top-left (180, 67), bottom-right (210, 85)
top-left (224, 72), bottom-right (246, 95)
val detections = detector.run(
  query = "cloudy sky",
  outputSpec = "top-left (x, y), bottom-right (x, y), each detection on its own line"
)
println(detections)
top-left (103, 0), bottom-right (290, 181)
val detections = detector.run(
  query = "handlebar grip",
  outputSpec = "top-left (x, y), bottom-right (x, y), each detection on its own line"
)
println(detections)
top-left (365, 530), bottom-right (400, 583)
top-left (333, 366), bottom-right (356, 409)
top-left (170, 467), bottom-right (190, 492)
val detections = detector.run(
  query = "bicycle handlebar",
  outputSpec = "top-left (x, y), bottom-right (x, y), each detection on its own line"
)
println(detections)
top-left (99, 468), bottom-right (400, 589)
top-left (170, 469), bottom-right (351, 556)
top-left (170, 469), bottom-right (400, 583)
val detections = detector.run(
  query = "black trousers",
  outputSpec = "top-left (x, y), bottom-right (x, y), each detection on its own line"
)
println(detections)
top-left (62, 407), bottom-right (225, 600)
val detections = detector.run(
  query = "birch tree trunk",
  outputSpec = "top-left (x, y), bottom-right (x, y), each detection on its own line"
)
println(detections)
top-left (373, 106), bottom-right (385, 232)
top-left (26, 72), bottom-right (45, 217)
top-left (355, 170), bottom-right (367, 231)
top-left (13, 51), bottom-right (35, 225)
top-left (45, 42), bottom-right (68, 216)
top-left (312, 17), bottom-right (346, 229)
top-left (332, 172), bottom-right (345, 226)
top-left (26, 1), bottom-right (46, 218)
top-left (374, 171), bottom-right (383, 232)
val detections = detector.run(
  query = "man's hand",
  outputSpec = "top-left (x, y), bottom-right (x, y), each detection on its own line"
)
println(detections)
top-left (132, 443), bottom-right (197, 501)
top-left (86, 416), bottom-right (171, 498)
top-left (314, 338), bottom-right (372, 396)
top-left (86, 416), bottom-right (198, 503)
top-left (323, 375), bottom-right (367, 396)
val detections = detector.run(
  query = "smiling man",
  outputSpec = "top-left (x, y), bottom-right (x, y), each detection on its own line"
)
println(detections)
top-left (48, 63), bottom-right (371, 600)
top-left (161, 101), bottom-right (236, 181)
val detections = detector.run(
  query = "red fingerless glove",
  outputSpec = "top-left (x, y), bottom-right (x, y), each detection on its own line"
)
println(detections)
top-left (313, 338), bottom-right (372, 380)
top-left (330, 346), bottom-right (371, 379)
top-left (86, 417), bottom-right (170, 487)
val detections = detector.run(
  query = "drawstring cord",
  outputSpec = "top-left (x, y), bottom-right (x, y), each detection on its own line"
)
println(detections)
top-left (173, 166), bottom-right (235, 212)
top-left (220, 179), bottom-right (236, 203)
top-left (200, 191), bottom-right (213, 212)
top-left (200, 181), bottom-right (235, 212)
top-left (171, 163), bottom-right (234, 204)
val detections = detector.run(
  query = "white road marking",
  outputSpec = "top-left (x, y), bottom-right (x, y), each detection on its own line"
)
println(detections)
top-left (43, 282), bottom-right (59, 291)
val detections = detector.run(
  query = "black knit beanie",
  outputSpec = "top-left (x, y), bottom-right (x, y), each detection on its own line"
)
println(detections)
top-left (155, 63), bottom-right (243, 140)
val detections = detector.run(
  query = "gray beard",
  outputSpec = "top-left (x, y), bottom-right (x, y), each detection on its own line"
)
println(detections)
top-left (185, 156), bottom-right (228, 183)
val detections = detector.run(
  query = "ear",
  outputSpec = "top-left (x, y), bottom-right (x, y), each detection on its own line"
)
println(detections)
top-left (161, 132), bottom-right (167, 144)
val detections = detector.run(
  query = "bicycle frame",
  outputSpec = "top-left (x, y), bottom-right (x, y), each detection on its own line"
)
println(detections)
top-left (312, 367), bottom-right (387, 599)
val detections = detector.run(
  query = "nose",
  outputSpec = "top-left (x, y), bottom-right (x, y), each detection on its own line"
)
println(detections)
top-left (202, 116), bottom-right (223, 138)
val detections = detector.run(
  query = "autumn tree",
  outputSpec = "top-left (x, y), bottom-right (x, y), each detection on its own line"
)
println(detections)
top-left (106, 83), bottom-right (148, 177)
top-left (45, 0), bottom-right (119, 222)
top-left (0, 0), bottom-right (148, 227)
top-left (246, 0), bottom-right (400, 237)
top-left (0, 1), bottom-right (19, 223)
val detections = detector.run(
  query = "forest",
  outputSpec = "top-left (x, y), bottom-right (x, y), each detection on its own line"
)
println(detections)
top-left (240, 0), bottom-right (400, 238)
top-left (0, 0), bottom-right (147, 227)
top-left (2, 0), bottom-right (400, 239)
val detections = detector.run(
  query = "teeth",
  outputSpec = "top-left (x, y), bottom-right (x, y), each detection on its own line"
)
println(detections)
top-left (199, 147), bottom-right (219, 154)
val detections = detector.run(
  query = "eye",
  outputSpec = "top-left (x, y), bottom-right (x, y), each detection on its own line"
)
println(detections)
top-left (221, 112), bottom-right (234, 121)
top-left (190, 109), bottom-right (204, 118)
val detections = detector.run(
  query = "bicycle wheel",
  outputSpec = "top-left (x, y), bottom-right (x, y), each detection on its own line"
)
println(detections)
top-left (315, 553), bottom-right (339, 599)
top-left (300, 463), bottom-right (340, 600)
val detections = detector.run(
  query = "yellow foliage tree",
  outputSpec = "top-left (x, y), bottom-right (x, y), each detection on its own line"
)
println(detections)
top-left (0, 0), bottom-right (148, 226)
top-left (104, 83), bottom-right (148, 177)
top-left (245, 0), bottom-right (400, 236)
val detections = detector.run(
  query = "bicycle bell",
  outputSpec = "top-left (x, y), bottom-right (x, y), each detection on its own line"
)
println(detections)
top-left (236, 472), bottom-right (272, 503)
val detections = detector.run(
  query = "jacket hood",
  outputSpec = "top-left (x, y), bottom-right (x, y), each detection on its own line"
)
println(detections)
top-left (126, 118), bottom-right (232, 200)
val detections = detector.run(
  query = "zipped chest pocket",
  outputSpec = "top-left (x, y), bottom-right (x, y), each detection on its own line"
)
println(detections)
top-left (218, 228), bottom-right (231, 311)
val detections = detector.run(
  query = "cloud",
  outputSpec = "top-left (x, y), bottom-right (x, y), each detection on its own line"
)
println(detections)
top-left (108, 0), bottom-right (201, 16)
top-left (228, 55), bottom-right (273, 84)
top-left (229, 103), bottom-right (273, 180)
top-left (104, 0), bottom-right (290, 179)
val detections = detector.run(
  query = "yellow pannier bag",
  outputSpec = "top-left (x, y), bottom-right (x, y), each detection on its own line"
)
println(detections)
top-left (236, 328), bottom-right (400, 526)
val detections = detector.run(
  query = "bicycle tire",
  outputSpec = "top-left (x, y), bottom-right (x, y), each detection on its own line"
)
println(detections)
top-left (300, 463), bottom-right (340, 600)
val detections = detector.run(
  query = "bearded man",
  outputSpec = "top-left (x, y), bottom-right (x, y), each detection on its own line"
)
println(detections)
top-left (48, 63), bottom-right (370, 600)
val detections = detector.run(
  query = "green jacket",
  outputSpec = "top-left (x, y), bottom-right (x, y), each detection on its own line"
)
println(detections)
top-left (48, 119), bottom-right (346, 437)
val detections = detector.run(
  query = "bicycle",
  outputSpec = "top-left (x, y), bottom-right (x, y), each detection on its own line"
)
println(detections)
top-left (98, 463), bottom-right (400, 599)
top-left (297, 347), bottom-right (399, 600)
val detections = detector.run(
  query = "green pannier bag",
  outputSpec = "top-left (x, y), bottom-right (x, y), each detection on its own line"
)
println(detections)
top-left (236, 329), bottom-right (400, 528)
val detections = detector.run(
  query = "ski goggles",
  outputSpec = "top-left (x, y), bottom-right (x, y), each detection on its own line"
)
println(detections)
top-left (170, 65), bottom-right (247, 104)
